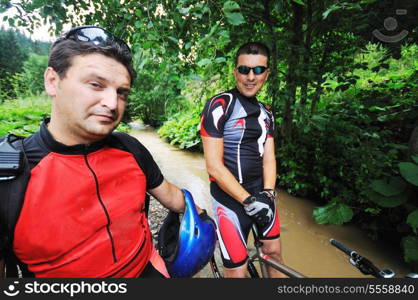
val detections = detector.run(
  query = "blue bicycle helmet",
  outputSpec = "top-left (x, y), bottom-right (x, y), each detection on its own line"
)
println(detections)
top-left (157, 189), bottom-right (216, 278)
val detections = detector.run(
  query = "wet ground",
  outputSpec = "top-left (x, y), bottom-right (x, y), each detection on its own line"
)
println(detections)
top-left (130, 124), bottom-right (413, 278)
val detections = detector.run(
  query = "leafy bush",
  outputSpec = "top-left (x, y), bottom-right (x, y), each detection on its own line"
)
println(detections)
top-left (278, 101), bottom-right (398, 213)
top-left (368, 154), bottom-right (418, 266)
top-left (0, 95), bottom-right (50, 137)
top-left (158, 105), bottom-right (202, 150)
top-left (277, 45), bottom-right (418, 268)
top-left (115, 122), bottom-right (130, 133)
top-left (16, 53), bottom-right (49, 97)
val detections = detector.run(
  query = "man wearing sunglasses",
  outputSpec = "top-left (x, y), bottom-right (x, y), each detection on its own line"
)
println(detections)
top-left (0, 26), bottom-right (196, 278)
top-left (200, 42), bottom-right (286, 278)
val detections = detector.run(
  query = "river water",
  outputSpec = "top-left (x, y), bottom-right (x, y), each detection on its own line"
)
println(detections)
top-left (130, 125), bottom-right (413, 278)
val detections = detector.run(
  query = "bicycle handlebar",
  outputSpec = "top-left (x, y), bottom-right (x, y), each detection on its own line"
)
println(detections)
top-left (329, 238), bottom-right (395, 278)
top-left (330, 239), bottom-right (354, 256)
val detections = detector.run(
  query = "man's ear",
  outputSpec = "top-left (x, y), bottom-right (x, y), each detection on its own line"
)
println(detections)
top-left (233, 67), bottom-right (239, 81)
top-left (44, 67), bottom-right (59, 97)
top-left (265, 68), bottom-right (271, 81)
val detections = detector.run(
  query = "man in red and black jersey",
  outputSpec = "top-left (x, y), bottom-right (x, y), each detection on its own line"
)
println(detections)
top-left (201, 42), bottom-right (287, 278)
top-left (0, 26), bottom-right (190, 278)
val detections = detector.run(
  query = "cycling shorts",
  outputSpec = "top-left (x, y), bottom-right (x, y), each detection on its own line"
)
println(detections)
top-left (140, 246), bottom-right (170, 278)
top-left (210, 180), bottom-right (280, 268)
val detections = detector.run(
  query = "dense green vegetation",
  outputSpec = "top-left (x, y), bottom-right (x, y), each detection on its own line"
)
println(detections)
top-left (1, 0), bottom-right (417, 269)
top-left (0, 27), bottom-right (49, 101)
top-left (0, 95), bottom-right (50, 136)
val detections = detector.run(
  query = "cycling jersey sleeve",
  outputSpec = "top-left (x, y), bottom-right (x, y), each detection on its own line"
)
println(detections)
top-left (263, 105), bottom-right (275, 139)
top-left (135, 142), bottom-right (165, 190)
top-left (113, 133), bottom-right (164, 190)
top-left (267, 109), bottom-right (275, 138)
top-left (200, 93), bottom-right (233, 138)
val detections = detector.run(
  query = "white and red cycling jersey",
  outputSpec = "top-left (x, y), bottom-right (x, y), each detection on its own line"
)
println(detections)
top-left (200, 88), bottom-right (279, 268)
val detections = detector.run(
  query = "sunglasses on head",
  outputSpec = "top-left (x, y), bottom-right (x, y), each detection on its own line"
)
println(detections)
top-left (237, 65), bottom-right (268, 75)
top-left (53, 25), bottom-right (131, 53)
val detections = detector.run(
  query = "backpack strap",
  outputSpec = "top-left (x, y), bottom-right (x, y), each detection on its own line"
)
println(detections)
top-left (0, 134), bottom-right (32, 277)
top-left (111, 131), bottom-right (150, 217)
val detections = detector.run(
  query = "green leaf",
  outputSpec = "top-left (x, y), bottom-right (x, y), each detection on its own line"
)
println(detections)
top-left (399, 162), bottom-right (418, 186)
top-left (366, 190), bottom-right (407, 208)
top-left (313, 202), bottom-right (353, 225)
top-left (178, 7), bottom-right (190, 15)
top-left (370, 177), bottom-right (406, 197)
top-left (197, 58), bottom-right (212, 67)
top-left (407, 210), bottom-right (418, 234)
top-left (291, 0), bottom-right (305, 5)
top-left (322, 4), bottom-right (338, 19)
top-left (411, 155), bottom-right (418, 164)
top-left (169, 75), bottom-right (180, 82)
top-left (215, 57), bottom-right (226, 63)
top-left (402, 236), bottom-right (418, 264)
top-left (142, 41), bottom-right (154, 49)
top-left (368, 106), bottom-right (386, 112)
top-left (188, 74), bottom-right (201, 81)
top-left (168, 36), bottom-right (179, 44)
top-left (225, 12), bottom-right (245, 25)
top-left (135, 9), bottom-right (142, 17)
top-left (223, 1), bottom-right (240, 12)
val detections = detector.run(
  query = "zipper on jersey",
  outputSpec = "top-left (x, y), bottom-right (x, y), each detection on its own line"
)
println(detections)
top-left (83, 150), bottom-right (118, 263)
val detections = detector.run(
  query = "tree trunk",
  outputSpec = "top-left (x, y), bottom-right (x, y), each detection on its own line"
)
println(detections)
top-left (262, 0), bottom-right (279, 120)
top-left (310, 32), bottom-right (331, 115)
top-left (282, 2), bottom-right (303, 141)
top-left (300, 0), bottom-right (312, 106)
top-left (409, 126), bottom-right (418, 156)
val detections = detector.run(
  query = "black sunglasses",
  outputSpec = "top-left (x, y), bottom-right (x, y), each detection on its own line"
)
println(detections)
top-left (237, 65), bottom-right (268, 75)
top-left (53, 26), bottom-right (131, 53)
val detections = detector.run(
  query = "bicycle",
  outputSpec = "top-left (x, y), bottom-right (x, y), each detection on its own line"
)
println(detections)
top-left (209, 224), bottom-right (305, 278)
top-left (209, 227), bottom-right (418, 278)
top-left (330, 238), bottom-right (418, 278)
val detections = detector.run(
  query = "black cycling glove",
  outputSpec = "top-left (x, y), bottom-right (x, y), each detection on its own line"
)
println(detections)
top-left (243, 192), bottom-right (274, 228)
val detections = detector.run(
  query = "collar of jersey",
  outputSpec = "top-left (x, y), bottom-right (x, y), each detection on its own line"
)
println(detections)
top-left (38, 119), bottom-right (110, 155)
top-left (232, 87), bottom-right (257, 103)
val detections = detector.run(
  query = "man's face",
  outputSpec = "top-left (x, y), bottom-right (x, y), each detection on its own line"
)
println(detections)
top-left (234, 54), bottom-right (269, 98)
top-left (45, 53), bottom-right (131, 144)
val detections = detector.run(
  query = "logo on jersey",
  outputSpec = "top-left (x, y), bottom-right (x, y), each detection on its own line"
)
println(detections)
top-left (210, 98), bottom-right (226, 130)
top-left (233, 118), bottom-right (245, 129)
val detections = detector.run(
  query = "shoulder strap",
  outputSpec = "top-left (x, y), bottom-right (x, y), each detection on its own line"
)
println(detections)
top-left (111, 131), bottom-right (151, 217)
top-left (0, 134), bottom-right (32, 277)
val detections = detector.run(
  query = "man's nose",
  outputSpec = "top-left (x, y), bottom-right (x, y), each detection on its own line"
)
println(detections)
top-left (101, 89), bottom-right (118, 110)
top-left (247, 70), bottom-right (255, 80)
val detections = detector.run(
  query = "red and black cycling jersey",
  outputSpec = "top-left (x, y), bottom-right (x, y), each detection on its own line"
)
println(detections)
top-left (200, 88), bottom-right (275, 185)
top-left (12, 120), bottom-right (163, 277)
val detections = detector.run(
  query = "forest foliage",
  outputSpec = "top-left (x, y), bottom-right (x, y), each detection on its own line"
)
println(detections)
top-left (0, 26), bottom-right (49, 100)
top-left (1, 0), bottom-right (417, 268)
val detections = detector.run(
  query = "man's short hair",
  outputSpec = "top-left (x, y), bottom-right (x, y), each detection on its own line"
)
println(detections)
top-left (235, 42), bottom-right (270, 66)
top-left (48, 29), bottom-right (136, 83)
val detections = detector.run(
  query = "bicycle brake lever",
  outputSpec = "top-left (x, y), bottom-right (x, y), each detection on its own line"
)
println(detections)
top-left (349, 253), bottom-right (380, 276)
top-left (379, 268), bottom-right (395, 278)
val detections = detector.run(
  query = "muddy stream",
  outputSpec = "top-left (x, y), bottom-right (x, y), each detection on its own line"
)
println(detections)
top-left (130, 125), bottom-right (412, 278)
